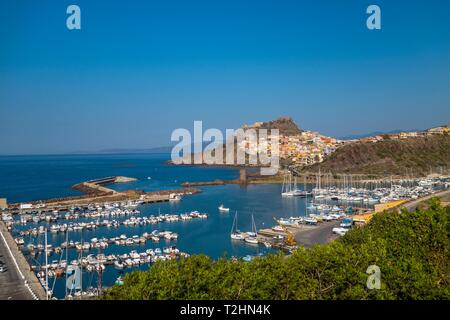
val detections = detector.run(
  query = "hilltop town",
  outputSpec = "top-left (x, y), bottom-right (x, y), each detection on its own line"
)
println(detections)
top-left (239, 117), bottom-right (449, 171)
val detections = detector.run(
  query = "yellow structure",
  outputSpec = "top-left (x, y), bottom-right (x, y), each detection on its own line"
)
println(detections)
top-left (353, 200), bottom-right (408, 226)
top-left (0, 198), bottom-right (7, 209)
top-left (374, 200), bottom-right (407, 213)
top-left (352, 212), bottom-right (375, 226)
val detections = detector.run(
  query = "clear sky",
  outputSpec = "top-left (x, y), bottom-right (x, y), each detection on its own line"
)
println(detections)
top-left (1, 0), bottom-right (449, 155)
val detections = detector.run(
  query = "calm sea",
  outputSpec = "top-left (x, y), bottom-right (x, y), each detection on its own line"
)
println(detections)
top-left (0, 153), bottom-right (312, 299)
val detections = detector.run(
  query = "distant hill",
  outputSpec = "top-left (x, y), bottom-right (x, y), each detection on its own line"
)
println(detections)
top-left (301, 135), bottom-right (450, 176)
top-left (97, 146), bottom-right (173, 154)
top-left (339, 129), bottom-right (421, 141)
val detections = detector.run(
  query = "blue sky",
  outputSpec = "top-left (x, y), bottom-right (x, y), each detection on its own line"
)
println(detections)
top-left (1, 0), bottom-right (449, 155)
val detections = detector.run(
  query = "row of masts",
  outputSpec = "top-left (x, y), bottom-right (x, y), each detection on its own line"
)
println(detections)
top-left (31, 228), bottom-right (102, 300)
top-left (289, 169), bottom-right (442, 191)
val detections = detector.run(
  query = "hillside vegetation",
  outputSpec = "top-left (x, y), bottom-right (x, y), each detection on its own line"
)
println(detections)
top-left (303, 135), bottom-right (450, 176)
top-left (103, 199), bottom-right (450, 300)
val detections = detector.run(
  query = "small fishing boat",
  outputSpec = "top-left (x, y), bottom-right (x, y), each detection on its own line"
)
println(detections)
top-left (218, 204), bottom-right (230, 212)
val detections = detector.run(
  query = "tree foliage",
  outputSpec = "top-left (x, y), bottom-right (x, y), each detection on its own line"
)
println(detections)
top-left (103, 199), bottom-right (450, 300)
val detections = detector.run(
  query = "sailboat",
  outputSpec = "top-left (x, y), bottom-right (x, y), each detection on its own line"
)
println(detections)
top-left (230, 211), bottom-right (244, 240)
top-left (244, 214), bottom-right (258, 244)
top-left (281, 173), bottom-right (294, 196)
top-left (282, 173), bottom-right (310, 197)
top-left (292, 176), bottom-right (312, 197)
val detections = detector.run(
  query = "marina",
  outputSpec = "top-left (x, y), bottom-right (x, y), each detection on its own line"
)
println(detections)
top-left (13, 210), bottom-right (208, 238)
top-left (1, 154), bottom-right (449, 299)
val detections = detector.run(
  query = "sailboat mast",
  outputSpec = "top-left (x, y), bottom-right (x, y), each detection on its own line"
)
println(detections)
top-left (80, 231), bottom-right (83, 299)
top-left (252, 214), bottom-right (256, 233)
top-left (231, 211), bottom-right (237, 234)
top-left (45, 228), bottom-right (48, 300)
top-left (65, 230), bottom-right (68, 299)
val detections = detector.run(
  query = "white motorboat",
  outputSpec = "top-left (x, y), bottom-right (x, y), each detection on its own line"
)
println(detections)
top-left (218, 204), bottom-right (230, 212)
top-left (230, 233), bottom-right (244, 240)
top-left (271, 225), bottom-right (285, 232)
top-left (304, 217), bottom-right (318, 225)
top-left (332, 227), bottom-right (348, 236)
top-left (169, 194), bottom-right (181, 201)
top-left (244, 237), bottom-right (258, 244)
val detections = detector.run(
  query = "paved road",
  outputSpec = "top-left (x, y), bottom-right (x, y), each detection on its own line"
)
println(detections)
top-left (0, 228), bottom-right (34, 300)
top-left (293, 221), bottom-right (340, 248)
top-left (401, 189), bottom-right (450, 212)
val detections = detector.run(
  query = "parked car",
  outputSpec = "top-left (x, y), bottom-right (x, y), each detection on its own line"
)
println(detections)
top-left (0, 266), bottom-right (8, 273)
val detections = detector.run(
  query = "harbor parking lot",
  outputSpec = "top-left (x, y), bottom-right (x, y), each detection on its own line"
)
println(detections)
top-left (292, 221), bottom-right (340, 248)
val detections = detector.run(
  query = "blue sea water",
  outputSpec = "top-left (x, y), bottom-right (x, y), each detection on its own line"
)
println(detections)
top-left (0, 154), bottom-right (312, 299)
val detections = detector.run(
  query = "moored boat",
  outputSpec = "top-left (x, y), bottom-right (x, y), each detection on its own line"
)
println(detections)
top-left (218, 204), bottom-right (230, 212)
